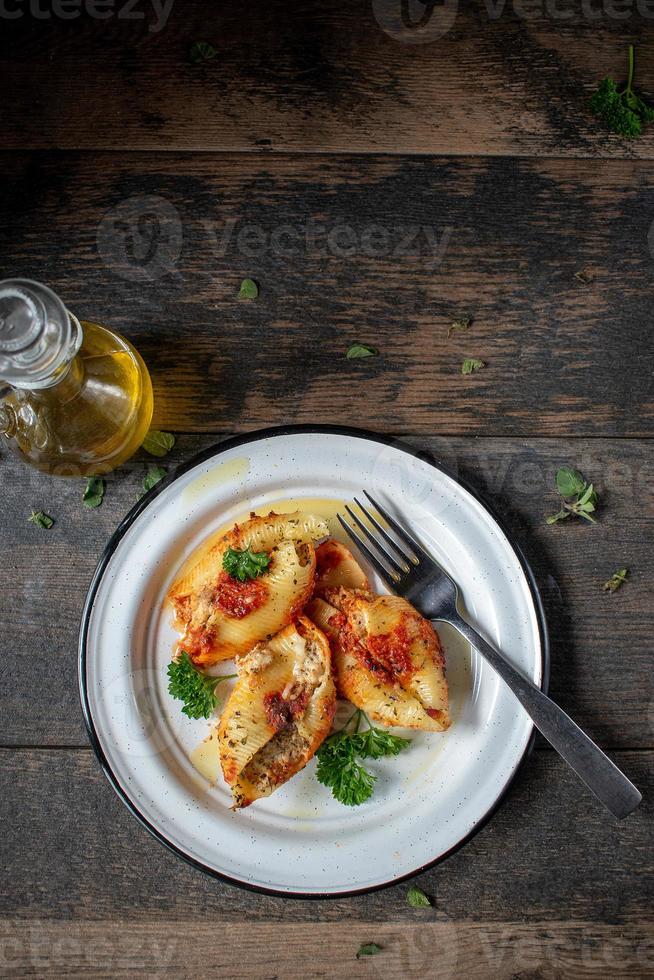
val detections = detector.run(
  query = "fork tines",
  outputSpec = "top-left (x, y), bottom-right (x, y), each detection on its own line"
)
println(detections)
top-left (337, 491), bottom-right (424, 588)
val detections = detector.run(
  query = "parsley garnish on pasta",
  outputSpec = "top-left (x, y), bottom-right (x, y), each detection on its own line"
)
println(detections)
top-left (167, 652), bottom-right (236, 719)
top-left (222, 546), bottom-right (271, 582)
top-left (316, 709), bottom-right (411, 806)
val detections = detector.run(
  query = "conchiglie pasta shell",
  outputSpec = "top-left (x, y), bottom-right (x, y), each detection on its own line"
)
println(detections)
top-left (361, 595), bottom-right (449, 718)
top-left (184, 540), bottom-right (316, 666)
top-left (360, 593), bottom-right (405, 629)
top-left (231, 684), bottom-right (335, 808)
top-left (309, 592), bottom-right (450, 732)
top-left (335, 645), bottom-right (446, 731)
top-left (219, 617), bottom-right (335, 807)
top-left (170, 512), bottom-right (328, 600)
top-left (314, 540), bottom-right (370, 593)
top-left (235, 512), bottom-right (329, 553)
top-left (305, 596), bottom-right (342, 635)
top-left (218, 624), bottom-right (306, 784)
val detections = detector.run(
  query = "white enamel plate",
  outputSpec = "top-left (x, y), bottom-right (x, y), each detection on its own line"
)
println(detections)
top-left (80, 426), bottom-right (548, 897)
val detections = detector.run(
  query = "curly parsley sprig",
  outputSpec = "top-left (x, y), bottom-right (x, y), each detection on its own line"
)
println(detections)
top-left (590, 45), bottom-right (654, 139)
top-left (167, 652), bottom-right (236, 719)
top-left (315, 709), bottom-right (411, 806)
top-left (222, 546), bottom-right (271, 582)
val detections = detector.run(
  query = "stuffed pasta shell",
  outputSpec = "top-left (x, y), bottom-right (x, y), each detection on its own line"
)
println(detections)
top-left (168, 512), bottom-right (328, 666)
top-left (314, 539), bottom-right (371, 594)
top-left (219, 616), bottom-right (336, 808)
top-left (308, 587), bottom-right (450, 732)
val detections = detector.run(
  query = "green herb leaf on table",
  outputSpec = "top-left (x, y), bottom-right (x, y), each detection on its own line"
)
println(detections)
top-left (346, 343), bottom-right (378, 359)
top-left (589, 45), bottom-right (654, 138)
top-left (461, 357), bottom-right (485, 375)
top-left (238, 278), bottom-right (259, 300)
top-left (574, 270), bottom-right (592, 285)
top-left (142, 430), bottom-right (176, 457)
top-left (545, 509), bottom-right (569, 526)
top-left (407, 886), bottom-right (432, 908)
top-left (555, 466), bottom-right (586, 498)
top-left (315, 709), bottom-right (411, 806)
top-left (603, 568), bottom-right (628, 593)
top-left (222, 546), bottom-right (271, 582)
top-left (83, 477), bottom-right (105, 509)
top-left (167, 652), bottom-right (236, 719)
top-left (356, 943), bottom-right (382, 959)
top-left (28, 510), bottom-right (54, 529)
top-left (547, 467), bottom-right (598, 525)
top-left (189, 41), bottom-right (217, 64)
top-left (143, 465), bottom-right (166, 494)
top-left (448, 316), bottom-right (472, 337)
top-left (577, 482), bottom-right (597, 513)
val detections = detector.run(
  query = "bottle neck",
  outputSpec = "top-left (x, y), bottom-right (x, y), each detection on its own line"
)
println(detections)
top-left (0, 307), bottom-right (85, 437)
top-left (30, 312), bottom-right (84, 391)
top-left (35, 344), bottom-right (86, 401)
top-left (0, 280), bottom-right (82, 389)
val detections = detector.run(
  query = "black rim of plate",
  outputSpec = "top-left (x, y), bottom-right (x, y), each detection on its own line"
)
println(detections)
top-left (78, 424), bottom-right (550, 900)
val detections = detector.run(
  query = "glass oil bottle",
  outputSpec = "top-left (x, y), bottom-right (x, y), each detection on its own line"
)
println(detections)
top-left (0, 279), bottom-right (153, 476)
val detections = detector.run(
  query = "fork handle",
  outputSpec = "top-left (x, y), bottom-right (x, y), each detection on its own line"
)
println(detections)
top-left (442, 613), bottom-right (642, 820)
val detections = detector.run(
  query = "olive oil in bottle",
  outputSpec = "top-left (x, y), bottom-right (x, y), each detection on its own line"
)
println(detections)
top-left (0, 279), bottom-right (153, 476)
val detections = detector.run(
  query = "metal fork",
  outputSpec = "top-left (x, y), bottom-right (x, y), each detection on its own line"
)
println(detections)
top-left (337, 492), bottom-right (641, 820)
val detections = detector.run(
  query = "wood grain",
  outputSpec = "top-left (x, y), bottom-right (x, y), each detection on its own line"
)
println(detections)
top-left (3, 4), bottom-right (653, 972)
top-left (2, 1), bottom-right (654, 157)
top-left (0, 748), bottom-right (651, 926)
top-left (2, 153), bottom-right (654, 436)
top-left (1, 916), bottom-right (653, 977)
top-left (1, 434), bottom-right (651, 748)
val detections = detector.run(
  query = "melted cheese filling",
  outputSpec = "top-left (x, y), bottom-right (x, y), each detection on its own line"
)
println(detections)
top-left (238, 633), bottom-right (326, 791)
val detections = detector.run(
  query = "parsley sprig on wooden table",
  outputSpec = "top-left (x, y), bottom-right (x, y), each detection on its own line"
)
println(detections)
top-left (83, 476), bottom-right (105, 508)
top-left (141, 430), bottom-right (175, 457)
top-left (407, 885), bottom-right (432, 908)
top-left (547, 466), bottom-right (598, 525)
top-left (346, 343), bottom-right (378, 359)
top-left (603, 568), bottom-right (628, 593)
top-left (189, 41), bottom-right (217, 64)
top-left (461, 357), bottom-right (484, 375)
top-left (316, 708), bottom-right (411, 806)
top-left (356, 943), bottom-right (382, 959)
top-left (590, 44), bottom-right (654, 138)
top-left (28, 510), bottom-right (54, 529)
top-left (448, 316), bottom-right (472, 337)
top-left (142, 465), bottom-right (166, 494)
top-left (238, 278), bottom-right (259, 300)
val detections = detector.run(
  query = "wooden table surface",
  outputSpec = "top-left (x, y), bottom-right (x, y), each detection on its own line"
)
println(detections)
top-left (1, 3), bottom-right (653, 977)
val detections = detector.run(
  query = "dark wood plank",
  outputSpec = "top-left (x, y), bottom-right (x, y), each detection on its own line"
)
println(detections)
top-left (2, 153), bottom-right (654, 437)
top-left (1, 917), bottom-right (653, 978)
top-left (2, 1), bottom-right (654, 157)
top-left (1, 748), bottom-right (651, 926)
top-left (1, 435), bottom-right (651, 748)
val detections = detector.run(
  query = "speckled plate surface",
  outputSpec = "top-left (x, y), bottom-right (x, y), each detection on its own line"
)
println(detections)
top-left (79, 426), bottom-right (548, 897)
